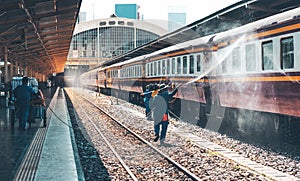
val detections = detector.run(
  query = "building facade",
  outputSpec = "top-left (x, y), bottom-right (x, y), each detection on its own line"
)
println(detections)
top-left (66, 17), bottom-right (168, 72)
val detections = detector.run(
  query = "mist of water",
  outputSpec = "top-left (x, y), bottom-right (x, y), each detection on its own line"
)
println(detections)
top-left (185, 34), bottom-right (246, 86)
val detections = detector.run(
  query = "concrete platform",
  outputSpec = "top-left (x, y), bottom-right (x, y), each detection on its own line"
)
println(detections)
top-left (34, 88), bottom-right (82, 181)
top-left (0, 87), bottom-right (83, 181)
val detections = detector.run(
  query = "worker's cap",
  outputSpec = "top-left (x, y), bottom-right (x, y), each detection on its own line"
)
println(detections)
top-left (152, 84), bottom-right (159, 90)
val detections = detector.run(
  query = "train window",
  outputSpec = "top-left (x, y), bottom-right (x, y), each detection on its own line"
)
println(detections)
top-left (172, 58), bottom-right (176, 74)
top-left (183, 56), bottom-right (188, 74)
top-left (132, 67), bottom-right (134, 77)
top-left (281, 37), bottom-right (294, 69)
top-left (107, 71), bottom-right (110, 78)
top-left (158, 61), bottom-right (161, 75)
top-left (146, 64), bottom-right (149, 76)
top-left (139, 66), bottom-right (141, 77)
top-left (150, 63), bottom-right (153, 76)
top-left (232, 47), bottom-right (241, 72)
top-left (222, 57), bottom-right (228, 73)
top-left (196, 54), bottom-right (201, 73)
top-left (167, 59), bottom-right (171, 75)
top-left (129, 67), bottom-right (131, 77)
top-left (162, 60), bottom-right (166, 75)
top-left (154, 62), bottom-right (157, 76)
top-left (246, 44), bottom-right (256, 71)
top-left (189, 55), bottom-right (195, 74)
top-left (132, 67), bottom-right (135, 77)
top-left (177, 57), bottom-right (181, 75)
top-left (262, 41), bottom-right (274, 70)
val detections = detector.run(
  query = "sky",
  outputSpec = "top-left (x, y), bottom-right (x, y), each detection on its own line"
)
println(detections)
top-left (80, 0), bottom-right (241, 25)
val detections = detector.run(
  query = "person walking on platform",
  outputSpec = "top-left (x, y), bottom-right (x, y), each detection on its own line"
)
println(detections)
top-left (149, 83), bottom-right (178, 146)
top-left (13, 77), bottom-right (35, 130)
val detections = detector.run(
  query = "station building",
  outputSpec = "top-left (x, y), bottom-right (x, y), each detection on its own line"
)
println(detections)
top-left (65, 16), bottom-right (169, 77)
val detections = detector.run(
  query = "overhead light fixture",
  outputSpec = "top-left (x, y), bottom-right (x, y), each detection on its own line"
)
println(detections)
top-left (18, 1), bottom-right (24, 9)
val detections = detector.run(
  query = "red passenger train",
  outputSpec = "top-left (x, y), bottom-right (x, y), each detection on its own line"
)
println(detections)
top-left (81, 7), bottom-right (300, 144)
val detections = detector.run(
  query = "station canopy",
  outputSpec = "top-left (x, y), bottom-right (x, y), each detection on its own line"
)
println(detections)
top-left (0, 0), bottom-right (82, 75)
top-left (103, 0), bottom-right (300, 67)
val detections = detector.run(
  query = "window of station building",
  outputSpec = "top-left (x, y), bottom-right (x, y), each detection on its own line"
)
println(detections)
top-left (246, 44), bottom-right (256, 72)
top-left (127, 22), bottom-right (134, 26)
top-left (183, 56), bottom-right (188, 74)
top-left (189, 55), bottom-right (195, 74)
top-left (177, 57), bottom-right (182, 75)
top-left (232, 47), bottom-right (241, 72)
top-left (136, 29), bottom-right (159, 48)
top-left (196, 54), bottom-right (201, 73)
top-left (262, 41), bottom-right (274, 70)
top-left (109, 21), bottom-right (116, 25)
top-left (72, 37), bottom-right (78, 50)
top-left (118, 21), bottom-right (125, 25)
top-left (281, 37), bottom-right (294, 70)
top-left (171, 58), bottom-right (176, 75)
top-left (99, 21), bottom-right (106, 26)
top-left (99, 27), bottom-right (134, 58)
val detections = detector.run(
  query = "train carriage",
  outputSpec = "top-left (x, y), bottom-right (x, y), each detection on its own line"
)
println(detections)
top-left (81, 6), bottom-right (300, 145)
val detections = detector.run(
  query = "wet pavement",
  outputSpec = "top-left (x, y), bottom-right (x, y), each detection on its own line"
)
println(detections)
top-left (0, 87), bottom-right (55, 181)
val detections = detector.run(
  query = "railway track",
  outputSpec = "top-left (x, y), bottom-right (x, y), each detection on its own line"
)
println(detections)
top-left (69, 89), bottom-right (201, 180)
top-left (66, 88), bottom-right (300, 180)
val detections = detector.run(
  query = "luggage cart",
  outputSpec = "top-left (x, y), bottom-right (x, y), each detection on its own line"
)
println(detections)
top-left (9, 77), bottom-right (46, 128)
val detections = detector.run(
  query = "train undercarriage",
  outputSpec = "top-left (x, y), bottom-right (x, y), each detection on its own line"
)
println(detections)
top-left (97, 86), bottom-right (300, 149)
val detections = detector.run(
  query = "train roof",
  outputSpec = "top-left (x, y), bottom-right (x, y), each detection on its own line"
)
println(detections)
top-left (103, 6), bottom-right (300, 70)
top-left (214, 6), bottom-right (300, 42)
top-left (102, 0), bottom-right (300, 67)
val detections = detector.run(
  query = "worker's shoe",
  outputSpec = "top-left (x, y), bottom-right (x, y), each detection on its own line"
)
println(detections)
top-left (153, 134), bottom-right (159, 142)
top-left (160, 141), bottom-right (172, 147)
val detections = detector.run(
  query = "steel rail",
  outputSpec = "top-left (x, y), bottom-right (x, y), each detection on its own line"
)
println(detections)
top-left (73, 95), bottom-right (139, 181)
top-left (78, 93), bottom-right (202, 181)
